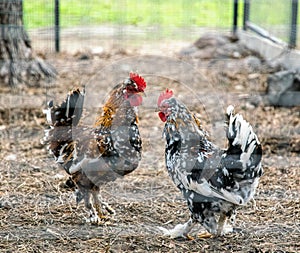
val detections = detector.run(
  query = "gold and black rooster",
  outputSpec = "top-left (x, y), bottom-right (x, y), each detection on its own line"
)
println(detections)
top-left (44, 72), bottom-right (146, 223)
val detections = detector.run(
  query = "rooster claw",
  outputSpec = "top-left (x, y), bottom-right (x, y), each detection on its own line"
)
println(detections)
top-left (102, 203), bottom-right (115, 215)
top-left (198, 231), bottom-right (213, 239)
top-left (157, 225), bottom-right (194, 240)
top-left (186, 234), bottom-right (195, 240)
top-left (158, 226), bottom-right (193, 240)
top-left (157, 226), bottom-right (170, 236)
top-left (232, 227), bottom-right (242, 233)
top-left (86, 214), bottom-right (109, 225)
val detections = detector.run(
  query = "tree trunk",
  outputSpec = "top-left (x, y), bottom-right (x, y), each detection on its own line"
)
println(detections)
top-left (0, 0), bottom-right (57, 87)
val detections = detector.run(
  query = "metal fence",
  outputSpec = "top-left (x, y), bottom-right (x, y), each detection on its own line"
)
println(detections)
top-left (24, 0), bottom-right (299, 53)
top-left (24, 0), bottom-right (234, 53)
top-left (236, 0), bottom-right (298, 48)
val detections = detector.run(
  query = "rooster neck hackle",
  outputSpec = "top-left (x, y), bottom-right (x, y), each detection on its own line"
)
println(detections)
top-left (166, 99), bottom-right (205, 132)
top-left (93, 87), bottom-right (138, 128)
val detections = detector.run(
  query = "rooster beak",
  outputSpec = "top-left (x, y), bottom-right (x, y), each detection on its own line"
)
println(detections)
top-left (155, 107), bottom-right (160, 112)
top-left (140, 91), bottom-right (146, 97)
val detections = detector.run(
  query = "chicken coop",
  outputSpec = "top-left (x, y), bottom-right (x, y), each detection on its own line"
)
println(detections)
top-left (1, 0), bottom-right (299, 252)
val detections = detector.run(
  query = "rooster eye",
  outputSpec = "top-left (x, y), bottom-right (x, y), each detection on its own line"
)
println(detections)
top-left (126, 83), bottom-right (138, 93)
top-left (160, 102), bottom-right (169, 111)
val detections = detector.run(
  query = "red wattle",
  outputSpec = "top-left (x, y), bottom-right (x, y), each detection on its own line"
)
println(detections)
top-left (158, 112), bottom-right (167, 122)
top-left (128, 94), bottom-right (143, 106)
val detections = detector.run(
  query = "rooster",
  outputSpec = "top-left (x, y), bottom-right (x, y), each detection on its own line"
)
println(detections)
top-left (157, 89), bottom-right (263, 238)
top-left (43, 72), bottom-right (146, 223)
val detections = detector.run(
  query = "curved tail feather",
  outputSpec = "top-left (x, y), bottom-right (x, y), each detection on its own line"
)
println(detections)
top-left (43, 88), bottom-right (85, 173)
top-left (225, 105), bottom-right (263, 179)
top-left (44, 88), bottom-right (85, 127)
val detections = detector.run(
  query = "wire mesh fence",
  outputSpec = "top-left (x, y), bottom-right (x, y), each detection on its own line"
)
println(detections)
top-left (242, 0), bottom-right (298, 48)
top-left (249, 0), bottom-right (292, 43)
top-left (21, 0), bottom-right (300, 53)
top-left (23, 0), bottom-right (235, 53)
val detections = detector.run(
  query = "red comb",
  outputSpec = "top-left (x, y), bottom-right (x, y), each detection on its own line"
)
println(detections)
top-left (130, 72), bottom-right (147, 92)
top-left (157, 88), bottom-right (173, 106)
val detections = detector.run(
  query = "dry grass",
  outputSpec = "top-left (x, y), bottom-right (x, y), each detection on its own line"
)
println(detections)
top-left (0, 36), bottom-right (299, 252)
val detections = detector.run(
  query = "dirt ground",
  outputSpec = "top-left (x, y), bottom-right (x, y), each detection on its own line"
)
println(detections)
top-left (0, 33), bottom-right (299, 252)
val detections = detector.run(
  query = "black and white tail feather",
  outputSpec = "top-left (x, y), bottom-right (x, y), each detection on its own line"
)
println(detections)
top-left (44, 88), bottom-right (85, 127)
top-left (224, 105), bottom-right (263, 204)
top-left (43, 88), bottom-right (85, 173)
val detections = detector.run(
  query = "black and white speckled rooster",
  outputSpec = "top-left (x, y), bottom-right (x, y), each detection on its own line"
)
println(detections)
top-left (157, 89), bottom-right (263, 238)
top-left (43, 72), bottom-right (146, 223)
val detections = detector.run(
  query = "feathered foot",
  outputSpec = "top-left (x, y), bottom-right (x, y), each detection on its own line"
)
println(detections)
top-left (158, 218), bottom-right (195, 239)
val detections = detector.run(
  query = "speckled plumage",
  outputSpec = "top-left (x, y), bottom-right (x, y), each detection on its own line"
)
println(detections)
top-left (158, 91), bottom-right (263, 238)
top-left (43, 73), bottom-right (145, 223)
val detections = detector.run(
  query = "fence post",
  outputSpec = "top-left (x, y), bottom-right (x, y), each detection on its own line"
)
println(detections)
top-left (233, 0), bottom-right (238, 35)
top-left (55, 0), bottom-right (60, 52)
top-left (243, 0), bottom-right (250, 30)
top-left (289, 0), bottom-right (298, 48)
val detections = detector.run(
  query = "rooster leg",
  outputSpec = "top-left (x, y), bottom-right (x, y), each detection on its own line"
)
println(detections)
top-left (92, 191), bottom-right (115, 216)
top-left (229, 209), bottom-right (236, 225)
top-left (250, 197), bottom-right (257, 211)
top-left (217, 213), bottom-right (227, 235)
top-left (217, 213), bottom-right (233, 235)
top-left (91, 191), bottom-right (114, 221)
top-left (83, 191), bottom-right (101, 224)
top-left (159, 218), bottom-right (195, 239)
